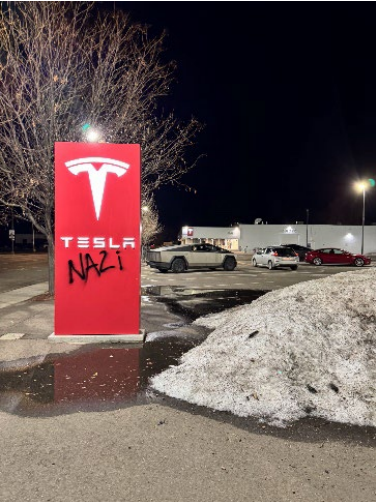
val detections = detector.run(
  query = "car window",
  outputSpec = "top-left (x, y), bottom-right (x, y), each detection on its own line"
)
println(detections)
top-left (275, 247), bottom-right (295, 256)
top-left (205, 244), bottom-right (218, 252)
top-left (320, 249), bottom-right (331, 254)
top-left (333, 249), bottom-right (344, 255)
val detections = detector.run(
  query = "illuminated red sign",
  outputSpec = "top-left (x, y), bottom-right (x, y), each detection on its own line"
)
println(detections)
top-left (187, 228), bottom-right (194, 237)
top-left (54, 142), bottom-right (141, 336)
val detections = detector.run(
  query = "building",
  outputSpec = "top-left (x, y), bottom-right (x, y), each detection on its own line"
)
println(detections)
top-left (181, 226), bottom-right (241, 250)
top-left (181, 224), bottom-right (376, 255)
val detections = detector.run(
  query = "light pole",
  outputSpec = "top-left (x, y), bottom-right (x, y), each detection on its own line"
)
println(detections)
top-left (355, 181), bottom-right (368, 254)
top-left (305, 208), bottom-right (309, 247)
top-left (10, 209), bottom-right (15, 254)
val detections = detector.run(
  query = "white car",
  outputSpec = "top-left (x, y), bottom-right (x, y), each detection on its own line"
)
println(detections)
top-left (252, 246), bottom-right (299, 270)
top-left (147, 243), bottom-right (237, 273)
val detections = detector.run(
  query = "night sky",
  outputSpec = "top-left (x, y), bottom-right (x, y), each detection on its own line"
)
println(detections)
top-left (112, 2), bottom-right (376, 238)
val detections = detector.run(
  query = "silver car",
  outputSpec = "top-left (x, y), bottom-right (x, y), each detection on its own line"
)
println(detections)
top-left (252, 246), bottom-right (299, 270)
top-left (147, 243), bottom-right (237, 273)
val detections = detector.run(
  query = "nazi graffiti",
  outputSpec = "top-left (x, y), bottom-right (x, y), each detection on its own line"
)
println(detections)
top-left (68, 250), bottom-right (124, 284)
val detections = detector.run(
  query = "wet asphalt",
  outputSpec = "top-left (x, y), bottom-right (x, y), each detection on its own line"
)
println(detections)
top-left (2, 255), bottom-right (376, 502)
top-left (0, 280), bottom-right (375, 449)
top-left (0, 287), bottom-right (266, 417)
top-left (0, 254), bottom-right (375, 436)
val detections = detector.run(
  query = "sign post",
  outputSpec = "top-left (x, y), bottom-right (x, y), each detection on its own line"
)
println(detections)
top-left (50, 142), bottom-right (143, 342)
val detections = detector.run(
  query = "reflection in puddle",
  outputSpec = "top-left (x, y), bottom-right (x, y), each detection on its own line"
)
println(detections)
top-left (0, 343), bottom-right (195, 416)
top-left (0, 289), bottom-right (266, 417)
top-left (54, 348), bottom-right (140, 403)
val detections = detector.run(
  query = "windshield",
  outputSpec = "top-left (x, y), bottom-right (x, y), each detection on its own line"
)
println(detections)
top-left (275, 247), bottom-right (295, 256)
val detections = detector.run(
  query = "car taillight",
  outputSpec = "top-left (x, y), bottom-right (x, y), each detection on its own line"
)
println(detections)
top-left (294, 252), bottom-right (298, 257)
top-left (271, 252), bottom-right (278, 256)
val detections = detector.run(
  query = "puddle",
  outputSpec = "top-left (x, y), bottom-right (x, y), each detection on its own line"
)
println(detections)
top-left (142, 287), bottom-right (267, 322)
top-left (0, 288), bottom-right (266, 417)
top-left (0, 345), bottom-right (188, 417)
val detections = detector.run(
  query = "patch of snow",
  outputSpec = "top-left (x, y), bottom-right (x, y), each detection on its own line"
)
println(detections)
top-left (151, 269), bottom-right (376, 428)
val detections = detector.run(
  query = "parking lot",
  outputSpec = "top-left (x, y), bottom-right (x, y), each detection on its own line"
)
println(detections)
top-left (142, 254), bottom-right (374, 291)
top-left (1, 253), bottom-right (375, 502)
top-left (0, 252), bottom-right (374, 295)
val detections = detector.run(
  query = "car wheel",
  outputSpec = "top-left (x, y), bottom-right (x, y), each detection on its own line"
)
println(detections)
top-left (354, 258), bottom-right (365, 267)
top-left (267, 260), bottom-right (274, 270)
top-left (158, 268), bottom-right (168, 273)
top-left (312, 257), bottom-right (322, 266)
top-left (290, 265), bottom-right (298, 271)
top-left (223, 256), bottom-right (236, 271)
top-left (171, 258), bottom-right (186, 273)
top-left (252, 258), bottom-right (258, 267)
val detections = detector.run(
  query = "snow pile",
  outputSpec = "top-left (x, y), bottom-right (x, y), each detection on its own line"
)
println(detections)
top-left (151, 269), bottom-right (376, 427)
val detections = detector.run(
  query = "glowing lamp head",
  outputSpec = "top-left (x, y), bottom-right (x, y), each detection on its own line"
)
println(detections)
top-left (87, 129), bottom-right (100, 142)
top-left (355, 181), bottom-right (368, 192)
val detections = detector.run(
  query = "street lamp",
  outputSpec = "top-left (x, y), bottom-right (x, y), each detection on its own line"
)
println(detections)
top-left (355, 181), bottom-right (368, 254)
top-left (82, 123), bottom-right (103, 142)
top-left (87, 129), bottom-right (100, 142)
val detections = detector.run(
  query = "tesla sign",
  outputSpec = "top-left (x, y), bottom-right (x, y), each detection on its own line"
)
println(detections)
top-left (54, 142), bottom-right (141, 336)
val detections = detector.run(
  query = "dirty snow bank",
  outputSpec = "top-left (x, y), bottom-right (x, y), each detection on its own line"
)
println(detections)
top-left (151, 269), bottom-right (376, 427)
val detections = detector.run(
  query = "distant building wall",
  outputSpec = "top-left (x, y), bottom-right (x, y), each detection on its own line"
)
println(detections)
top-left (181, 226), bottom-right (240, 240)
top-left (180, 224), bottom-right (376, 255)
top-left (239, 224), bottom-right (376, 254)
top-left (181, 225), bottom-right (240, 250)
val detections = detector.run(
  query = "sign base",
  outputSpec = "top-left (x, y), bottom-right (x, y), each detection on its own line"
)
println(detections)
top-left (48, 330), bottom-right (145, 345)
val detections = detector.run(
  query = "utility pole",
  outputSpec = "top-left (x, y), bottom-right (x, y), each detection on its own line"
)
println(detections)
top-left (10, 209), bottom-right (15, 254)
top-left (306, 209), bottom-right (309, 247)
top-left (32, 223), bottom-right (36, 253)
top-left (361, 187), bottom-right (365, 255)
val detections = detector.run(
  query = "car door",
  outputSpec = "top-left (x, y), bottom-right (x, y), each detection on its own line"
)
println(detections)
top-left (190, 244), bottom-right (209, 267)
top-left (332, 249), bottom-right (350, 264)
top-left (319, 248), bottom-right (334, 264)
top-left (254, 248), bottom-right (264, 265)
top-left (205, 244), bottom-right (224, 266)
top-left (260, 247), bottom-right (271, 266)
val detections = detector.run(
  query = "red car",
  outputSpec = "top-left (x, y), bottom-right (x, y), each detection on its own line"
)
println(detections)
top-left (305, 248), bottom-right (371, 267)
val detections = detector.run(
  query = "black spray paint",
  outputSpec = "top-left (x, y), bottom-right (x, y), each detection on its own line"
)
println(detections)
top-left (68, 250), bottom-right (123, 284)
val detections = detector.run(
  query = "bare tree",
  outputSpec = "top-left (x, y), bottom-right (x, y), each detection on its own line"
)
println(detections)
top-left (0, 1), bottom-right (201, 292)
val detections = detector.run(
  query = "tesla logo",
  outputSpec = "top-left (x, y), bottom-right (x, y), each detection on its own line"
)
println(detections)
top-left (66, 157), bottom-right (130, 219)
